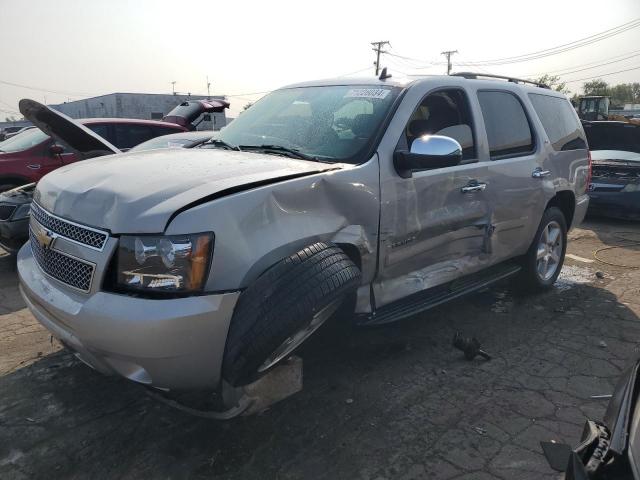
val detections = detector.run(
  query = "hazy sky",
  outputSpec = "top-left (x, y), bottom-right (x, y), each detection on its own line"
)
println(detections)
top-left (1, 0), bottom-right (639, 118)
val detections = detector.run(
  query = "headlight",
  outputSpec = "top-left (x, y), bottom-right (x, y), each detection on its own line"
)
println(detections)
top-left (622, 183), bottom-right (640, 193)
top-left (12, 203), bottom-right (31, 220)
top-left (116, 232), bottom-right (213, 294)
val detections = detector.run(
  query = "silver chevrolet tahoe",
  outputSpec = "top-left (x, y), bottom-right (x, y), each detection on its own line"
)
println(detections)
top-left (17, 73), bottom-right (590, 401)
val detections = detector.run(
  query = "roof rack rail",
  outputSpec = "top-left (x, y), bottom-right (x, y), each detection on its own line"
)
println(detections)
top-left (452, 72), bottom-right (550, 89)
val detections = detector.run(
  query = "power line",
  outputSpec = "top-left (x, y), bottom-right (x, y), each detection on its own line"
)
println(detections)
top-left (455, 18), bottom-right (640, 66)
top-left (226, 90), bottom-right (272, 98)
top-left (371, 41), bottom-right (390, 76)
top-left (441, 50), bottom-right (458, 75)
top-left (388, 18), bottom-right (640, 69)
top-left (384, 57), bottom-right (412, 76)
top-left (338, 66), bottom-right (374, 77)
top-left (0, 79), bottom-right (97, 97)
top-left (525, 49), bottom-right (640, 77)
top-left (386, 51), bottom-right (437, 67)
top-left (528, 51), bottom-right (640, 78)
top-left (0, 98), bottom-right (18, 111)
top-left (563, 64), bottom-right (640, 83)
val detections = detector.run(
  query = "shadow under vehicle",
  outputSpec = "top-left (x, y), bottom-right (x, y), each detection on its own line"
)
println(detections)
top-left (2, 279), bottom-right (638, 478)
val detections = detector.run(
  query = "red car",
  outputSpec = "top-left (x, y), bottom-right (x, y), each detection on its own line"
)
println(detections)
top-left (0, 117), bottom-right (187, 191)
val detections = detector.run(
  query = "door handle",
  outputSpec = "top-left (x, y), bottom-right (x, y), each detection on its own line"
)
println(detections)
top-left (532, 168), bottom-right (551, 178)
top-left (460, 181), bottom-right (487, 193)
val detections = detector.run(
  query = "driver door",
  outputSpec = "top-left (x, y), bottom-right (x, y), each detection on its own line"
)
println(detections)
top-left (374, 87), bottom-right (495, 308)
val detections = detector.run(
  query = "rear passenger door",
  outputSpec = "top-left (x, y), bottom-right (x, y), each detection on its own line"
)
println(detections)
top-left (477, 90), bottom-right (548, 262)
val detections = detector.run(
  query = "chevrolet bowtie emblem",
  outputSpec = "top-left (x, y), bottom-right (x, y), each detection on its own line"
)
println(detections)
top-left (33, 223), bottom-right (54, 250)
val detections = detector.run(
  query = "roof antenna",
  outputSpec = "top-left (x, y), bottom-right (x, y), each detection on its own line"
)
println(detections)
top-left (379, 67), bottom-right (392, 80)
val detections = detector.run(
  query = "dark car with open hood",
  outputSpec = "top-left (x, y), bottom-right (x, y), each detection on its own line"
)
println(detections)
top-left (584, 121), bottom-right (640, 220)
top-left (0, 98), bottom-right (229, 193)
top-left (0, 100), bottom-right (226, 254)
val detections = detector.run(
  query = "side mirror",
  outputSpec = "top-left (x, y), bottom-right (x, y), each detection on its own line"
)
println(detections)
top-left (49, 144), bottom-right (64, 155)
top-left (394, 135), bottom-right (462, 178)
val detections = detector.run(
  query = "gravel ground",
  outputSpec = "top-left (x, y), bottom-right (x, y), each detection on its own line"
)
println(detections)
top-left (1, 218), bottom-right (639, 480)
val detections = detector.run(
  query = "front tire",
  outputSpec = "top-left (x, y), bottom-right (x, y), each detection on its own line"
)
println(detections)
top-left (222, 243), bottom-right (361, 386)
top-left (519, 207), bottom-right (567, 292)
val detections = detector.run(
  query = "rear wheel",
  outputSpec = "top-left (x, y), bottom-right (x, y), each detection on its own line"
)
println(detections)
top-left (222, 243), bottom-right (361, 386)
top-left (519, 207), bottom-right (567, 291)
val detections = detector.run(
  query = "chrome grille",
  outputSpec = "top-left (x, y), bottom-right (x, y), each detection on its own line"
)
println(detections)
top-left (31, 202), bottom-right (108, 250)
top-left (29, 227), bottom-right (94, 292)
top-left (0, 204), bottom-right (16, 221)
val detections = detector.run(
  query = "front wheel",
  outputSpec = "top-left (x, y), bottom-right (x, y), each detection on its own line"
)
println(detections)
top-left (519, 207), bottom-right (567, 292)
top-left (222, 243), bottom-right (361, 386)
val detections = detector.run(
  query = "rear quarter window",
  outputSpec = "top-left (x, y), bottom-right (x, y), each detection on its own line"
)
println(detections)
top-left (150, 126), bottom-right (183, 137)
top-left (87, 124), bottom-right (110, 140)
top-left (477, 91), bottom-right (534, 159)
top-left (528, 93), bottom-right (587, 151)
top-left (113, 124), bottom-right (155, 149)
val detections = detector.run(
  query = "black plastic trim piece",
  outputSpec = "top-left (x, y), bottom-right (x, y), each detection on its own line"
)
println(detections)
top-left (359, 262), bottom-right (521, 326)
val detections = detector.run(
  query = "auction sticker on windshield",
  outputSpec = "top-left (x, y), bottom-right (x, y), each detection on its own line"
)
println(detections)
top-left (344, 88), bottom-right (391, 99)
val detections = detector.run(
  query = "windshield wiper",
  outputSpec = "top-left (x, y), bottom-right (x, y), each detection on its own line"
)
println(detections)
top-left (202, 139), bottom-right (240, 151)
top-left (238, 144), bottom-right (326, 162)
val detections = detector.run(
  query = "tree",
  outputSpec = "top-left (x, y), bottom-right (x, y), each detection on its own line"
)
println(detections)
top-left (631, 83), bottom-right (640, 103)
top-left (569, 93), bottom-right (581, 108)
top-left (532, 75), bottom-right (570, 94)
top-left (4, 115), bottom-right (18, 122)
top-left (609, 84), bottom-right (632, 107)
top-left (583, 79), bottom-right (609, 96)
top-left (580, 80), bottom-right (640, 107)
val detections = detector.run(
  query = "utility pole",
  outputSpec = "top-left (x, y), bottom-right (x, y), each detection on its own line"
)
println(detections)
top-left (171, 81), bottom-right (177, 95)
top-left (371, 41), bottom-right (390, 76)
top-left (206, 76), bottom-right (211, 99)
top-left (441, 50), bottom-right (458, 75)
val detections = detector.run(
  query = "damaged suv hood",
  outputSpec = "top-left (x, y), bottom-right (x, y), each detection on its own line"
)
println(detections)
top-left (35, 148), bottom-right (342, 233)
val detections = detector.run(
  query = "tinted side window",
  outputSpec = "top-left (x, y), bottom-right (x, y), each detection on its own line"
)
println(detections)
top-left (150, 126), bottom-right (182, 138)
top-left (114, 124), bottom-right (155, 149)
top-left (529, 94), bottom-right (587, 151)
top-left (478, 91), bottom-right (534, 159)
top-left (87, 124), bottom-right (109, 139)
top-left (404, 89), bottom-right (476, 161)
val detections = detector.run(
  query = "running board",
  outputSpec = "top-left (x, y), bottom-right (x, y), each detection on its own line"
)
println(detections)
top-left (359, 262), bottom-right (522, 326)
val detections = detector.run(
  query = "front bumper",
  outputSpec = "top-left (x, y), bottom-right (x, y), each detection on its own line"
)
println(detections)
top-left (588, 191), bottom-right (640, 221)
top-left (18, 243), bottom-right (239, 390)
top-left (0, 217), bottom-right (28, 253)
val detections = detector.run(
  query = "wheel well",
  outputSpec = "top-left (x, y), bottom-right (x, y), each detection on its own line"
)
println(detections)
top-left (546, 191), bottom-right (575, 228)
top-left (335, 243), bottom-right (362, 271)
